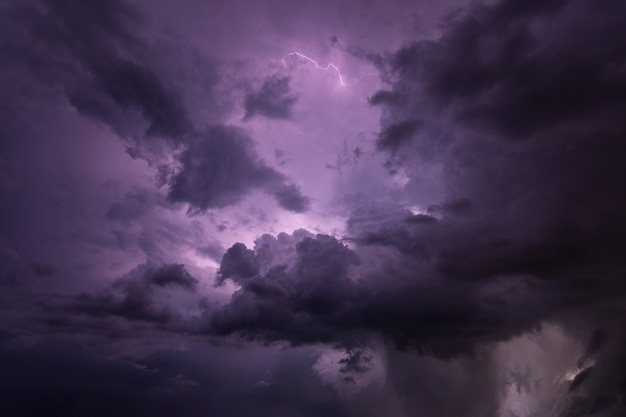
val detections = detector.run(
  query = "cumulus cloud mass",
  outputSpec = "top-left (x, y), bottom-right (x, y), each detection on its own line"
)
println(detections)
top-left (1, 0), bottom-right (626, 415)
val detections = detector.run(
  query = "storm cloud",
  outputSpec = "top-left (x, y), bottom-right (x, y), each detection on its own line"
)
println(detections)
top-left (243, 75), bottom-right (298, 121)
top-left (1, 0), bottom-right (309, 214)
top-left (207, 0), bottom-right (626, 413)
top-left (2, 0), bottom-right (626, 415)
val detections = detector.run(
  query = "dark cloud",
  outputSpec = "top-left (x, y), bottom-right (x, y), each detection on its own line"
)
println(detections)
top-left (367, 90), bottom-right (406, 106)
top-left (338, 348), bottom-right (373, 374)
top-left (351, 230), bottom-right (430, 260)
top-left (382, 0), bottom-right (626, 139)
top-left (57, 288), bottom-right (176, 325)
top-left (488, 0), bottom-right (567, 20)
top-left (3, 0), bottom-right (626, 415)
top-left (115, 263), bottom-right (198, 293)
top-left (209, 233), bottom-right (361, 345)
top-left (426, 198), bottom-right (472, 215)
top-left (550, 314), bottom-right (626, 417)
top-left (577, 329), bottom-right (606, 368)
top-left (208, 231), bottom-right (555, 358)
top-left (268, 183), bottom-right (310, 213)
top-left (168, 126), bottom-right (309, 213)
top-left (2, 0), bottom-right (307, 216)
top-left (354, 0), bottom-right (626, 413)
top-left (8, 0), bottom-right (192, 144)
top-left (253, 229), bottom-right (315, 273)
top-left (217, 243), bottom-right (260, 285)
top-left (404, 214), bottom-right (438, 224)
top-left (148, 264), bottom-right (198, 290)
top-left (569, 367), bottom-right (594, 392)
top-left (31, 263), bottom-right (198, 334)
top-left (107, 51), bottom-right (188, 140)
top-left (376, 120), bottom-right (422, 151)
top-left (0, 341), bottom-right (350, 417)
top-left (243, 75), bottom-right (298, 121)
top-left (67, 58), bottom-right (192, 140)
top-left (366, 0), bottom-right (626, 292)
top-left (205, 0), bottom-right (626, 382)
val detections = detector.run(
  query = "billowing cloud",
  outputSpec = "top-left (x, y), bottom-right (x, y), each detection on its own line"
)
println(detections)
top-left (205, 0), bottom-right (626, 413)
top-left (2, 0), bottom-right (626, 415)
top-left (209, 230), bottom-right (554, 358)
top-left (217, 242), bottom-right (260, 284)
top-left (382, 0), bottom-right (626, 139)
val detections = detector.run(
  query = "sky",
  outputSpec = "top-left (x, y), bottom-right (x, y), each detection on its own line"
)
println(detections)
top-left (1, 0), bottom-right (626, 415)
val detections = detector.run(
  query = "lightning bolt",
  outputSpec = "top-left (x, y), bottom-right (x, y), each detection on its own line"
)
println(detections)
top-left (281, 52), bottom-right (352, 86)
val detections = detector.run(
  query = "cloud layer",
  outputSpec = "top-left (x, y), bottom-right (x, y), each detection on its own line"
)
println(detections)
top-left (1, 0), bottom-right (626, 416)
